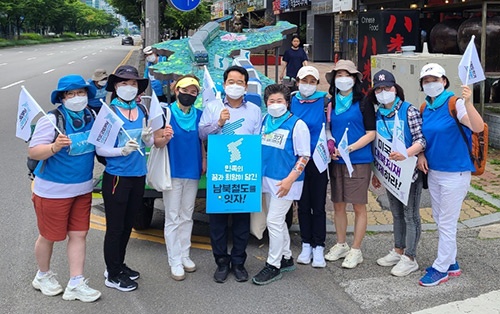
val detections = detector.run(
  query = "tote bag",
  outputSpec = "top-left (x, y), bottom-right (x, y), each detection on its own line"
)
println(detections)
top-left (146, 106), bottom-right (172, 191)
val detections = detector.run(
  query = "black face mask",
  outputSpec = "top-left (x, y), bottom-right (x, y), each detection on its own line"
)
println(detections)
top-left (177, 92), bottom-right (197, 107)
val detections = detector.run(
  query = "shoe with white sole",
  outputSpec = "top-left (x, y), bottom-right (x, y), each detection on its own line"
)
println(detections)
top-left (325, 243), bottom-right (350, 261)
top-left (297, 243), bottom-right (313, 264)
top-left (62, 279), bottom-right (101, 302)
top-left (171, 265), bottom-right (186, 281)
top-left (377, 249), bottom-right (402, 267)
top-left (32, 271), bottom-right (63, 296)
top-left (311, 246), bottom-right (326, 268)
top-left (342, 248), bottom-right (363, 269)
top-left (182, 257), bottom-right (196, 273)
top-left (390, 255), bottom-right (419, 277)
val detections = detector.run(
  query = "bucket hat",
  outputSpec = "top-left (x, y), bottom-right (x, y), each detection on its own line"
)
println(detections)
top-left (325, 59), bottom-right (363, 83)
top-left (51, 74), bottom-right (96, 104)
top-left (92, 69), bottom-right (108, 81)
top-left (106, 65), bottom-right (149, 94)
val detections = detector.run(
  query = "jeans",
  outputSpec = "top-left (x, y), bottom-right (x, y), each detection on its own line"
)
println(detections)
top-left (428, 169), bottom-right (470, 273)
top-left (387, 172), bottom-right (423, 258)
top-left (264, 193), bottom-right (293, 268)
top-left (297, 162), bottom-right (327, 247)
top-left (163, 178), bottom-right (199, 267)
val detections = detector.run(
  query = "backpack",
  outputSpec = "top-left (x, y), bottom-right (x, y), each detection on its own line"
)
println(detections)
top-left (27, 108), bottom-right (95, 179)
top-left (420, 96), bottom-right (488, 176)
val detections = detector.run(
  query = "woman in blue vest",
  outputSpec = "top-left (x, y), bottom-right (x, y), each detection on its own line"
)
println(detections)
top-left (29, 74), bottom-right (101, 302)
top-left (153, 74), bottom-right (205, 281)
top-left (96, 65), bottom-right (153, 292)
top-left (417, 63), bottom-right (484, 286)
top-left (252, 84), bottom-right (311, 285)
top-left (367, 70), bottom-right (426, 277)
top-left (324, 60), bottom-right (376, 269)
top-left (291, 66), bottom-right (329, 268)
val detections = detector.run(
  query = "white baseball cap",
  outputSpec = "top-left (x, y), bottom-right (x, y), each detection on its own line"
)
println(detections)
top-left (297, 66), bottom-right (320, 80)
top-left (143, 46), bottom-right (153, 55)
top-left (420, 63), bottom-right (446, 79)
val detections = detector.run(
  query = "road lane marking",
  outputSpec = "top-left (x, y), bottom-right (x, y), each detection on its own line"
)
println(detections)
top-left (68, 61), bottom-right (75, 64)
top-left (92, 52), bottom-right (96, 55)
top-left (47, 53), bottom-right (54, 56)
top-left (0, 63), bottom-right (6, 66)
top-left (27, 57), bottom-right (36, 60)
top-left (43, 69), bottom-right (55, 74)
top-left (1, 80), bottom-right (25, 89)
top-left (90, 213), bottom-right (211, 250)
top-left (82, 56), bottom-right (88, 59)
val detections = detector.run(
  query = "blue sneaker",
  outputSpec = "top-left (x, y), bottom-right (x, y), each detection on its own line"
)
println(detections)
top-left (447, 262), bottom-right (461, 277)
top-left (419, 267), bottom-right (448, 287)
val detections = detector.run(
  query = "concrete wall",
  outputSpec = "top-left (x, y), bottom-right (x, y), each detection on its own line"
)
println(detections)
top-left (485, 111), bottom-right (500, 149)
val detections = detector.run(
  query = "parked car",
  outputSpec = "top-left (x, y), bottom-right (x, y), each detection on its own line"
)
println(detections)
top-left (121, 36), bottom-right (134, 45)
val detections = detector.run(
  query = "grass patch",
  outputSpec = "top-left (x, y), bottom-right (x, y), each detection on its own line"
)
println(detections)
top-left (0, 35), bottom-right (110, 48)
top-left (467, 192), bottom-right (500, 211)
top-left (491, 159), bottom-right (500, 165)
top-left (471, 183), bottom-right (484, 191)
top-left (486, 106), bottom-right (500, 114)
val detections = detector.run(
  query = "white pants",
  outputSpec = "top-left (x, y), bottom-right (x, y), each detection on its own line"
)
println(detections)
top-left (428, 170), bottom-right (470, 272)
top-left (264, 193), bottom-right (293, 268)
top-left (163, 178), bottom-right (199, 267)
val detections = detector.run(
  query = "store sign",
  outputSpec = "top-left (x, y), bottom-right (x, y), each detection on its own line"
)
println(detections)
top-left (211, 1), bottom-right (225, 19)
top-left (168, 0), bottom-right (201, 12)
top-left (333, 0), bottom-right (353, 12)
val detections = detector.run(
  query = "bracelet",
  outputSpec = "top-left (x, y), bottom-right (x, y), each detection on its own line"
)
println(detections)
top-left (50, 144), bottom-right (57, 154)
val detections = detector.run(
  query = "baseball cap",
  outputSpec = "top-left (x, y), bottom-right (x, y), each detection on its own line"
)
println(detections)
top-left (143, 46), bottom-right (153, 55)
top-left (175, 76), bottom-right (201, 92)
top-left (372, 70), bottom-right (396, 89)
top-left (419, 63), bottom-right (446, 79)
top-left (297, 66), bottom-right (320, 80)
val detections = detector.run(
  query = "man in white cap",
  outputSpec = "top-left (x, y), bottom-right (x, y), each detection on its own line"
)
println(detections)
top-left (143, 46), bottom-right (173, 103)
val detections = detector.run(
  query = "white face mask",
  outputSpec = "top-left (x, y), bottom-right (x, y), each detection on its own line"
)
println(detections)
top-left (423, 81), bottom-right (444, 98)
top-left (64, 96), bottom-right (88, 112)
top-left (376, 90), bottom-right (396, 105)
top-left (146, 55), bottom-right (156, 63)
top-left (335, 77), bottom-right (355, 92)
top-left (116, 85), bottom-right (138, 101)
top-left (267, 103), bottom-right (288, 118)
top-left (98, 80), bottom-right (107, 87)
top-left (298, 84), bottom-right (316, 98)
top-left (225, 84), bottom-right (246, 100)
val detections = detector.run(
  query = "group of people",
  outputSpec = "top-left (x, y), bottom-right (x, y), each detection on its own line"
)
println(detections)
top-left (27, 56), bottom-right (484, 302)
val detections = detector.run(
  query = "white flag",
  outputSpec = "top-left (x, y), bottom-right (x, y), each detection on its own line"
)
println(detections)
top-left (87, 103), bottom-right (124, 148)
top-left (149, 90), bottom-right (165, 132)
top-left (338, 127), bottom-right (354, 177)
top-left (458, 35), bottom-right (485, 85)
top-left (391, 110), bottom-right (408, 158)
top-left (16, 86), bottom-right (43, 141)
top-left (313, 123), bottom-right (330, 173)
top-left (202, 65), bottom-right (217, 105)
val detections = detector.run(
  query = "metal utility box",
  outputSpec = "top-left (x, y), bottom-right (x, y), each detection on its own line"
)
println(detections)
top-left (371, 52), bottom-right (463, 107)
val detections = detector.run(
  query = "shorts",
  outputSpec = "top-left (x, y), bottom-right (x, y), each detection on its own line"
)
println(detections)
top-left (330, 163), bottom-right (372, 204)
top-left (32, 192), bottom-right (92, 242)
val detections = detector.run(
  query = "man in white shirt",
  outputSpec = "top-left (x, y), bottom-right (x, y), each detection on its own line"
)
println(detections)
top-left (199, 66), bottom-right (262, 283)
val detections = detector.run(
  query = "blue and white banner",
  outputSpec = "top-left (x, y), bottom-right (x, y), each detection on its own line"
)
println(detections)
top-left (458, 35), bottom-right (485, 86)
top-left (87, 103), bottom-right (124, 149)
top-left (16, 86), bottom-right (43, 141)
top-left (207, 134), bottom-right (261, 213)
top-left (373, 134), bottom-right (416, 206)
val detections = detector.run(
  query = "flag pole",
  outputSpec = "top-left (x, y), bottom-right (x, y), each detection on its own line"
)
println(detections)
top-left (99, 99), bottom-right (145, 156)
top-left (22, 86), bottom-right (63, 135)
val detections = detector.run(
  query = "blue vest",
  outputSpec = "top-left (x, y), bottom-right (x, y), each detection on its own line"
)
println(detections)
top-left (87, 79), bottom-right (107, 108)
top-left (421, 97), bottom-right (474, 172)
top-left (330, 101), bottom-right (374, 164)
top-left (376, 101), bottom-right (413, 148)
top-left (290, 95), bottom-right (326, 154)
top-left (35, 107), bottom-right (95, 184)
top-left (104, 105), bottom-right (148, 176)
top-left (261, 114), bottom-right (305, 182)
top-left (168, 107), bottom-right (203, 180)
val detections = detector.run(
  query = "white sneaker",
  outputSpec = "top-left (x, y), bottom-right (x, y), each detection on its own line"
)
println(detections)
top-left (391, 255), bottom-right (419, 277)
top-left (311, 246), bottom-right (326, 268)
top-left (62, 279), bottom-right (101, 302)
top-left (182, 257), bottom-right (196, 273)
top-left (342, 248), bottom-right (363, 269)
top-left (170, 265), bottom-right (186, 281)
top-left (377, 249), bottom-right (402, 267)
top-left (297, 243), bottom-right (313, 264)
top-left (32, 271), bottom-right (63, 296)
top-left (325, 243), bottom-right (350, 261)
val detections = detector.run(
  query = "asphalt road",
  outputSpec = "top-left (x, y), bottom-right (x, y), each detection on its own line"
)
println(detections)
top-left (1, 39), bottom-right (499, 313)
